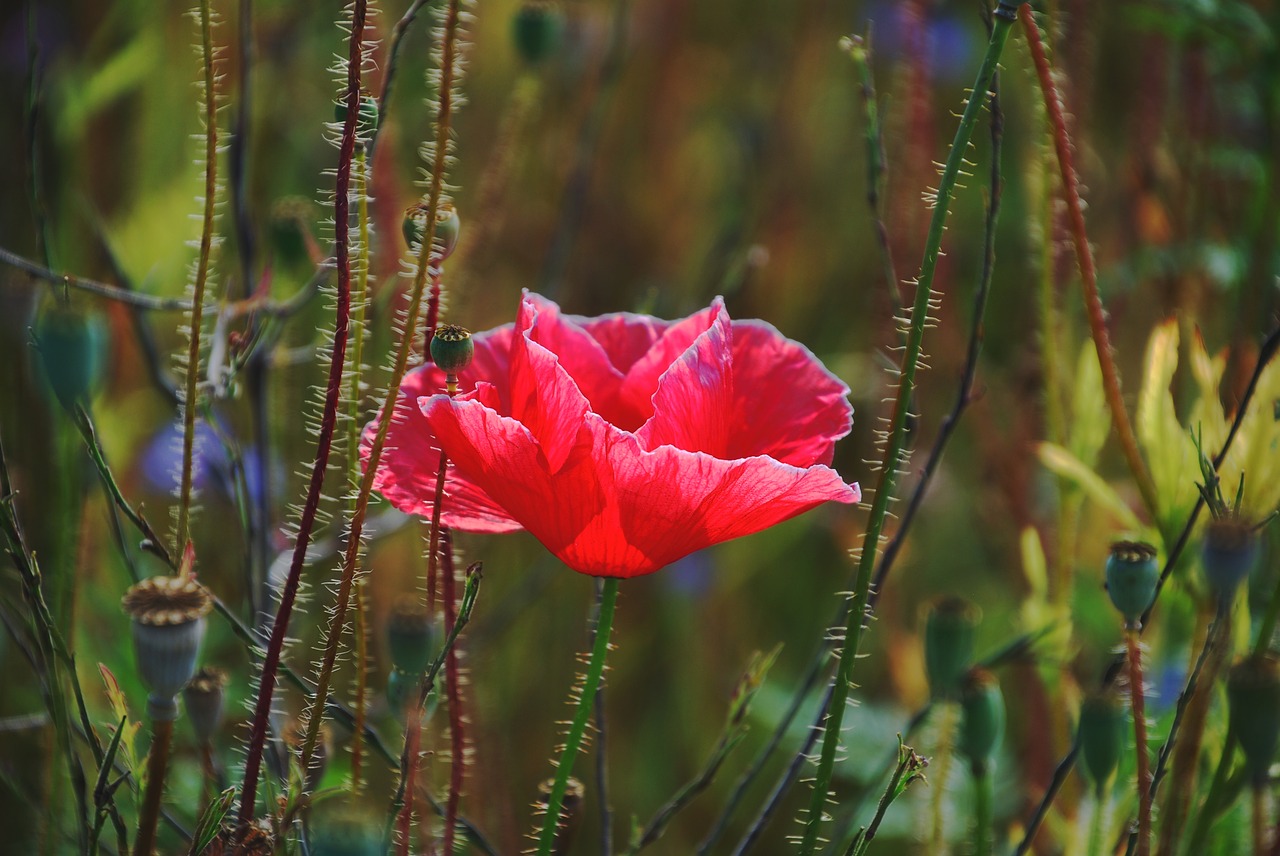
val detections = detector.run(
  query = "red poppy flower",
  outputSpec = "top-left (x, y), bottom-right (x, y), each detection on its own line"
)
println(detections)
top-left (365, 292), bottom-right (859, 577)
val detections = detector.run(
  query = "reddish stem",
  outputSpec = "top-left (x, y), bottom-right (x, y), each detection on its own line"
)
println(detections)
top-left (1019, 5), bottom-right (1160, 520)
top-left (133, 718), bottom-right (174, 856)
top-left (396, 704), bottom-right (422, 856)
top-left (1128, 628), bottom-right (1153, 856)
top-left (442, 530), bottom-right (466, 856)
top-left (236, 0), bottom-right (366, 826)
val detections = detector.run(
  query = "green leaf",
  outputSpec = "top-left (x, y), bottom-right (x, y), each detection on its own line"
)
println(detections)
top-left (188, 788), bottom-right (235, 856)
top-left (1037, 443), bottom-right (1144, 534)
top-left (1068, 341), bottom-right (1108, 468)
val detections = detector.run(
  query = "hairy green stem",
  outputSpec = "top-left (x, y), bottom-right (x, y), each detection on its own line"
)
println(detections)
top-left (176, 0), bottom-right (221, 555)
top-left (536, 578), bottom-right (620, 856)
top-left (795, 9), bottom-right (1015, 852)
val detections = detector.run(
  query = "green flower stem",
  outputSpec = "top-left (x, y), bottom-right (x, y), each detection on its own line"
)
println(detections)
top-left (1086, 788), bottom-right (1109, 856)
top-left (973, 765), bottom-right (994, 856)
top-left (537, 577), bottom-right (620, 856)
top-left (927, 705), bottom-right (957, 855)
top-left (176, 0), bottom-right (220, 555)
top-left (795, 8), bottom-right (1016, 853)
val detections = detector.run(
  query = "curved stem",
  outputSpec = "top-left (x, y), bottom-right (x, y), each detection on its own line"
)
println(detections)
top-left (176, 0), bottom-right (221, 554)
top-left (236, 0), bottom-right (366, 825)
top-left (536, 578), bottom-right (620, 856)
top-left (133, 717), bottom-right (173, 856)
top-left (1126, 628), bottom-right (1152, 856)
top-left (795, 10), bottom-right (1015, 853)
top-left (1019, 5), bottom-right (1160, 521)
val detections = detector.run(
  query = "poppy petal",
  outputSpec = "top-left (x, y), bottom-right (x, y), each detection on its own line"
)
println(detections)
top-left (511, 298), bottom-right (594, 474)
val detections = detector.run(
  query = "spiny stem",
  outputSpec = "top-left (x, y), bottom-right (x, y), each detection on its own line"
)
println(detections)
top-left (536, 577), bottom-right (620, 856)
top-left (927, 705), bottom-right (957, 856)
top-left (236, 0), bottom-right (366, 825)
top-left (795, 9), bottom-right (1015, 853)
top-left (1126, 628), bottom-right (1152, 856)
top-left (1019, 4), bottom-right (1160, 523)
top-left (442, 531), bottom-right (465, 856)
top-left (176, 0), bottom-right (221, 555)
top-left (298, 0), bottom-right (466, 774)
top-left (133, 718), bottom-right (174, 856)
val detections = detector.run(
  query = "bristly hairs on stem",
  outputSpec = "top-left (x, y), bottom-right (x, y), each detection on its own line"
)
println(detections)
top-left (174, 0), bottom-right (226, 558)
top-left (1018, 5), bottom-right (1161, 528)
top-left (793, 7), bottom-right (1017, 853)
top-left (296, 0), bottom-right (473, 791)
top-left (235, 0), bottom-right (367, 828)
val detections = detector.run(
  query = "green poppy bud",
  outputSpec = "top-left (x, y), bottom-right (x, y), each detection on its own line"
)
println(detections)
top-left (513, 2), bottom-right (565, 66)
top-left (1227, 655), bottom-right (1280, 786)
top-left (183, 666), bottom-right (227, 744)
top-left (387, 597), bottom-right (435, 676)
top-left (122, 576), bottom-right (212, 721)
top-left (310, 799), bottom-right (386, 856)
top-left (32, 298), bottom-right (107, 410)
top-left (333, 93), bottom-right (379, 141)
top-left (1202, 517), bottom-right (1260, 604)
top-left (924, 597), bottom-right (980, 701)
top-left (1077, 691), bottom-right (1128, 794)
top-left (1105, 541), bottom-right (1159, 626)
top-left (431, 324), bottom-right (474, 374)
top-left (402, 201), bottom-right (461, 261)
top-left (958, 668), bottom-right (1005, 775)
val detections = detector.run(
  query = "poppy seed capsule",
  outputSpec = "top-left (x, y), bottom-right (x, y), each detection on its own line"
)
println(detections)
top-left (513, 2), bottom-right (565, 65)
top-left (387, 597), bottom-right (435, 675)
top-left (310, 801), bottom-right (386, 856)
top-left (182, 666), bottom-right (227, 743)
top-left (1227, 655), bottom-right (1280, 785)
top-left (333, 93), bottom-right (378, 141)
top-left (1105, 541), bottom-right (1160, 626)
top-left (431, 325), bottom-right (474, 374)
top-left (402, 202), bottom-right (461, 260)
top-left (121, 575), bottom-right (213, 721)
top-left (958, 668), bottom-right (1005, 775)
top-left (1202, 517), bottom-right (1260, 603)
top-left (1077, 691), bottom-right (1128, 794)
top-left (924, 597), bottom-right (980, 701)
top-left (32, 299), bottom-right (107, 409)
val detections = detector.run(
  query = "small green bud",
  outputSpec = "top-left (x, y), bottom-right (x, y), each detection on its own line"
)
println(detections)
top-left (334, 93), bottom-right (379, 141)
top-left (183, 666), bottom-right (227, 744)
top-left (32, 298), bottom-right (107, 410)
top-left (1202, 517), bottom-right (1260, 604)
top-left (1227, 655), bottom-right (1280, 786)
top-left (513, 2), bottom-right (565, 65)
top-left (1105, 541), bottom-right (1159, 626)
top-left (310, 799), bottom-right (386, 856)
top-left (402, 202), bottom-right (461, 260)
top-left (431, 324), bottom-right (475, 373)
top-left (387, 597), bottom-right (435, 675)
top-left (924, 597), bottom-right (980, 701)
top-left (957, 668), bottom-right (1005, 775)
top-left (1077, 691), bottom-right (1128, 794)
top-left (122, 575), bottom-right (213, 721)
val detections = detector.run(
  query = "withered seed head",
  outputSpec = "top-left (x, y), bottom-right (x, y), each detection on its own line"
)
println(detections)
top-left (122, 575), bottom-right (213, 626)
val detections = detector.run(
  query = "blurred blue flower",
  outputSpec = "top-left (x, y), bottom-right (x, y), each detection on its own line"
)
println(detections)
top-left (663, 550), bottom-right (715, 598)
top-left (859, 3), bottom-right (978, 83)
top-left (139, 418), bottom-right (267, 506)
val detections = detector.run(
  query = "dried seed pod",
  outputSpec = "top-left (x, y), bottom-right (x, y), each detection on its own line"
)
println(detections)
top-left (122, 575), bottom-right (213, 720)
top-left (924, 597), bottom-right (980, 701)
top-left (183, 666), bottom-right (227, 743)
top-left (536, 776), bottom-right (585, 855)
top-left (1105, 541), bottom-right (1159, 626)
top-left (1077, 691), bottom-right (1128, 794)
top-left (1227, 655), bottom-right (1280, 786)
top-left (958, 668), bottom-right (1006, 775)
top-left (1202, 517), bottom-right (1260, 604)
top-left (387, 597), bottom-right (435, 676)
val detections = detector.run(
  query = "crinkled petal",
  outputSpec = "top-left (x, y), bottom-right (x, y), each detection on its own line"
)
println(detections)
top-left (511, 297), bottom-right (594, 474)
top-left (616, 302), bottom-right (721, 427)
top-left (574, 311), bottom-right (671, 375)
top-left (520, 292), bottom-right (629, 425)
top-left (635, 299), bottom-right (733, 456)
top-left (727, 320), bottom-right (853, 467)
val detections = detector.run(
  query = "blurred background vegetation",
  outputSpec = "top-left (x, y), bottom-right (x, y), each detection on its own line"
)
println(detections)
top-left (1, 0), bottom-right (1278, 852)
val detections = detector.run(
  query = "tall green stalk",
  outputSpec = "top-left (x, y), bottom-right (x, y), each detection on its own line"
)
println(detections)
top-left (794, 7), bottom-right (1017, 852)
top-left (536, 578), bottom-right (620, 856)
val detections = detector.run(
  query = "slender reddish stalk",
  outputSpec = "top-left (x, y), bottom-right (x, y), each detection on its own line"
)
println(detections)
top-left (1019, 5), bottom-right (1160, 520)
top-left (235, 0), bottom-right (366, 825)
top-left (396, 704), bottom-right (423, 856)
top-left (133, 718), bottom-right (174, 856)
top-left (1127, 628), bottom-right (1152, 856)
top-left (297, 0), bottom-right (465, 772)
top-left (442, 530), bottom-right (466, 855)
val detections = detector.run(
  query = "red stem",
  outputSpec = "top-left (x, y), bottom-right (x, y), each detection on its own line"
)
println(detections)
top-left (397, 705), bottom-right (422, 856)
top-left (236, 0), bottom-right (366, 826)
top-left (442, 530), bottom-right (466, 855)
top-left (1019, 5), bottom-right (1160, 521)
top-left (1128, 629), bottom-right (1153, 856)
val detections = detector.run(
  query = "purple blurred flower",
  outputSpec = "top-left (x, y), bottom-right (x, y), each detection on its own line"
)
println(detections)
top-left (139, 418), bottom-right (267, 506)
top-left (860, 2), bottom-right (978, 83)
